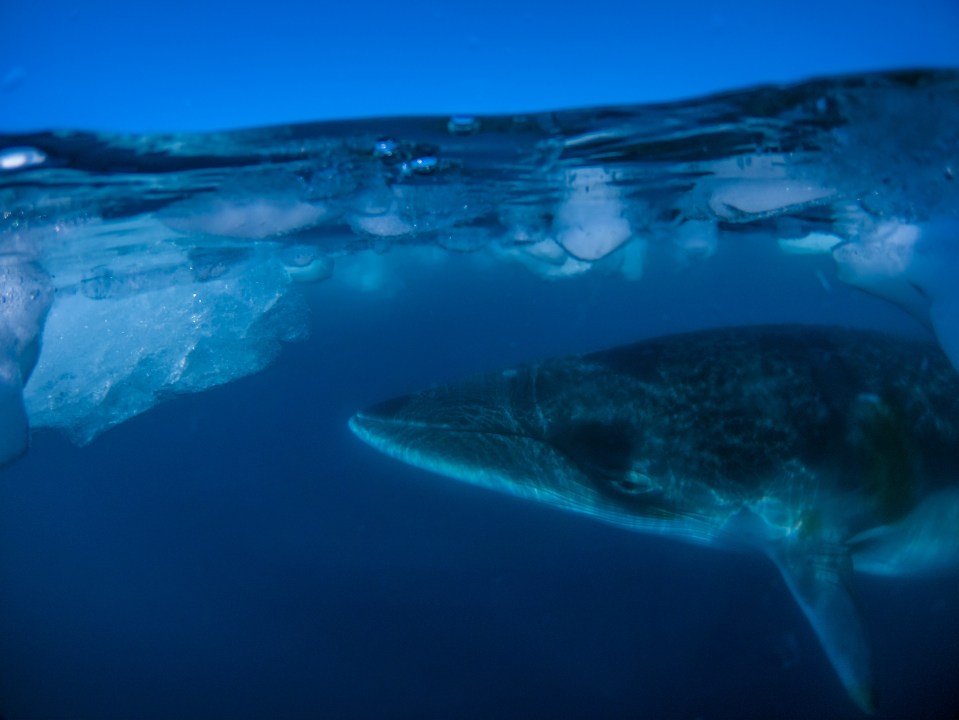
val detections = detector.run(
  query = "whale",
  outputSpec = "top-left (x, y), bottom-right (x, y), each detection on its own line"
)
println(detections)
top-left (350, 324), bottom-right (959, 713)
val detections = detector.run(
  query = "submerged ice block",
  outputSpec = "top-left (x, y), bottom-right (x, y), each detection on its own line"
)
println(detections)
top-left (833, 220), bottom-right (959, 370)
top-left (23, 249), bottom-right (308, 445)
top-left (0, 257), bottom-right (51, 465)
top-left (0, 363), bottom-right (29, 465)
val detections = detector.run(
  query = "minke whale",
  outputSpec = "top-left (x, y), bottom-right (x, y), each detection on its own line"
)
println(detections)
top-left (350, 325), bottom-right (959, 713)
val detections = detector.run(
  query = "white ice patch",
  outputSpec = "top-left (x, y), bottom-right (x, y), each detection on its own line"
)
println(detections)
top-left (709, 180), bottom-right (835, 221)
top-left (833, 222), bottom-right (919, 275)
top-left (672, 220), bottom-right (717, 260)
top-left (549, 256), bottom-right (594, 278)
top-left (905, 221), bottom-right (959, 372)
top-left (554, 168), bottom-right (632, 261)
top-left (494, 239), bottom-right (593, 279)
top-left (778, 232), bottom-right (843, 255)
top-left (348, 191), bottom-right (415, 238)
top-left (162, 198), bottom-right (330, 239)
top-left (832, 219), bottom-right (959, 373)
top-left (522, 238), bottom-right (567, 265)
top-left (832, 222), bottom-right (925, 320)
top-left (0, 146), bottom-right (46, 172)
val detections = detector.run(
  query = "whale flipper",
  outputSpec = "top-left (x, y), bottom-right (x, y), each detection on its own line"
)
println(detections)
top-left (930, 283), bottom-right (959, 374)
top-left (771, 539), bottom-right (875, 714)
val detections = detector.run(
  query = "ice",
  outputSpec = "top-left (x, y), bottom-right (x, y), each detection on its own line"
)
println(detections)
top-left (162, 197), bottom-right (331, 239)
top-left (833, 221), bottom-right (927, 322)
top-left (0, 366), bottom-right (28, 465)
top-left (833, 220), bottom-right (959, 370)
top-left (554, 168), bottom-right (632, 261)
top-left (0, 146), bottom-right (46, 172)
top-left (348, 192), bottom-right (415, 238)
top-left (0, 257), bottom-right (52, 464)
top-left (280, 245), bottom-right (335, 283)
top-left (778, 232), bottom-right (842, 255)
top-left (904, 221), bottom-right (959, 371)
top-left (23, 251), bottom-right (307, 444)
top-left (708, 180), bottom-right (835, 221)
top-left (0, 69), bottom-right (957, 459)
top-left (672, 220), bottom-right (717, 261)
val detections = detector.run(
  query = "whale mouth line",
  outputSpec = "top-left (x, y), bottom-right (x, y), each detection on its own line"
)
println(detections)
top-left (349, 411), bottom-right (535, 445)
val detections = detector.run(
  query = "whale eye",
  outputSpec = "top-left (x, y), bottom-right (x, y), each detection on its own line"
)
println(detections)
top-left (549, 419), bottom-right (635, 476)
top-left (611, 472), bottom-right (652, 495)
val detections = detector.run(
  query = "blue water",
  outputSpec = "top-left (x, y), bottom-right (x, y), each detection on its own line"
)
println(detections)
top-left (1, 251), bottom-right (957, 718)
top-left (3, 3), bottom-right (959, 719)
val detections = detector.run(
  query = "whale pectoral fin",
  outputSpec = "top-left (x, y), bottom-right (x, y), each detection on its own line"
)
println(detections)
top-left (770, 540), bottom-right (876, 714)
top-left (912, 220), bottom-right (959, 374)
top-left (930, 292), bottom-right (959, 374)
top-left (0, 370), bottom-right (29, 467)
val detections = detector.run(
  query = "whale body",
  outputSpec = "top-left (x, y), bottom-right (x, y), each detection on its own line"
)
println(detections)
top-left (351, 325), bottom-right (959, 713)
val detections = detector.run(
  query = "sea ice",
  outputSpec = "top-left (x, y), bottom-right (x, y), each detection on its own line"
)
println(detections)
top-left (0, 257), bottom-right (52, 464)
top-left (708, 180), bottom-right (835, 221)
top-left (554, 168), bottom-right (632, 261)
top-left (162, 197), bottom-right (330, 239)
top-left (0, 69), bottom-right (956, 458)
top-left (833, 220), bottom-right (959, 370)
top-left (23, 251), bottom-right (307, 444)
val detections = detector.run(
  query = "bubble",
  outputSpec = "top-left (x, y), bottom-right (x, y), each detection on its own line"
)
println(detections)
top-left (0, 146), bottom-right (46, 172)
top-left (447, 116), bottom-right (479, 135)
top-left (408, 156), bottom-right (438, 175)
top-left (373, 138), bottom-right (399, 159)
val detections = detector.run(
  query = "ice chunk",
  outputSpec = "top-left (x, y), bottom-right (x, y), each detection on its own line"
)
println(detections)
top-left (280, 245), bottom-right (334, 283)
top-left (0, 364), bottom-right (28, 465)
top-left (492, 238), bottom-right (593, 279)
top-left (709, 180), bottom-right (834, 221)
top-left (348, 189), bottom-right (415, 239)
top-left (908, 221), bottom-right (959, 372)
top-left (546, 256), bottom-right (593, 278)
top-left (24, 252), bottom-right (307, 444)
top-left (833, 220), bottom-right (959, 372)
top-left (349, 202), bottom-right (414, 238)
top-left (672, 220), bottom-right (717, 261)
top-left (555, 168), bottom-right (632, 261)
top-left (0, 146), bottom-right (47, 172)
top-left (523, 239), bottom-right (567, 265)
top-left (778, 232), bottom-right (843, 255)
top-left (0, 257), bottom-right (52, 465)
top-left (832, 222), bottom-right (926, 321)
top-left (162, 198), bottom-right (330, 239)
